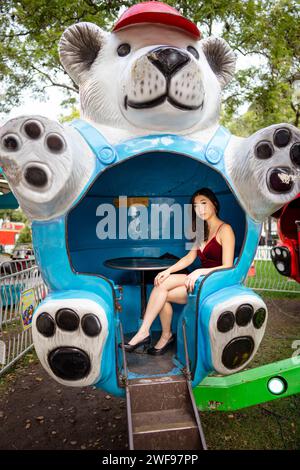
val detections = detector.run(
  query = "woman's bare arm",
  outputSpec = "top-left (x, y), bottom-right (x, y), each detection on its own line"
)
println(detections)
top-left (167, 244), bottom-right (198, 273)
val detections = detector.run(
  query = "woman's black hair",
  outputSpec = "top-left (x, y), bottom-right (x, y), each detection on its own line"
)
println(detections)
top-left (191, 188), bottom-right (220, 242)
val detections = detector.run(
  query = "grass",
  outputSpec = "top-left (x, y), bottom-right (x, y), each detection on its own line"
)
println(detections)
top-left (201, 395), bottom-right (300, 450)
top-left (246, 260), bottom-right (300, 294)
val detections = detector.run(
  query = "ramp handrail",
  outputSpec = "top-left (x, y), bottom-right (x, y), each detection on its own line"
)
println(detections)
top-left (116, 320), bottom-right (134, 450)
top-left (182, 319), bottom-right (207, 450)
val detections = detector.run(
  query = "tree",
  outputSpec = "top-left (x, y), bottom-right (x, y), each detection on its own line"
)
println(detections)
top-left (0, 1), bottom-right (299, 130)
top-left (59, 106), bottom-right (80, 123)
top-left (0, 208), bottom-right (28, 223)
top-left (17, 225), bottom-right (32, 244)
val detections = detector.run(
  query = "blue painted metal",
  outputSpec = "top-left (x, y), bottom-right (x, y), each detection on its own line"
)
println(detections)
top-left (0, 192), bottom-right (19, 209)
top-left (31, 119), bottom-right (263, 396)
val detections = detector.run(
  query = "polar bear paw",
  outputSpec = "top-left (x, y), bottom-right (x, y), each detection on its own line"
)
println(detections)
top-left (0, 116), bottom-right (94, 220)
top-left (228, 123), bottom-right (300, 221)
top-left (209, 295), bottom-right (267, 374)
top-left (253, 125), bottom-right (300, 194)
top-left (0, 116), bottom-right (69, 188)
top-left (32, 298), bottom-right (108, 387)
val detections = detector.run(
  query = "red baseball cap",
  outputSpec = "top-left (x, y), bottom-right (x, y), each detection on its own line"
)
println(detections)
top-left (112, 1), bottom-right (201, 40)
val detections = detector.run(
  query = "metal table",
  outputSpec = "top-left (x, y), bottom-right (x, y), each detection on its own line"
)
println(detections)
top-left (104, 257), bottom-right (175, 318)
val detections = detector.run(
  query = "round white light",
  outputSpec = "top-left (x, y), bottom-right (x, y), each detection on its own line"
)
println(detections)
top-left (268, 377), bottom-right (287, 395)
top-left (275, 248), bottom-right (281, 256)
top-left (282, 250), bottom-right (287, 258)
top-left (276, 262), bottom-right (285, 272)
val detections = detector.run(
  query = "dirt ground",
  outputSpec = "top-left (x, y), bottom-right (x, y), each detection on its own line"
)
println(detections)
top-left (0, 295), bottom-right (299, 450)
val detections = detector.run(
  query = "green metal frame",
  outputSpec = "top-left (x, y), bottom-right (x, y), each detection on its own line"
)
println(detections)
top-left (193, 357), bottom-right (300, 411)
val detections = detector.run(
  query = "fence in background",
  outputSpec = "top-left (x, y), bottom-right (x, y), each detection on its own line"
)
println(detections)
top-left (245, 246), bottom-right (300, 294)
top-left (0, 259), bottom-right (35, 277)
top-left (0, 265), bottom-right (47, 377)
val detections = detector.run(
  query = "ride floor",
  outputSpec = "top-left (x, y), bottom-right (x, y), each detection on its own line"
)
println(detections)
top-left (124, 331), bottom-right (178, 377)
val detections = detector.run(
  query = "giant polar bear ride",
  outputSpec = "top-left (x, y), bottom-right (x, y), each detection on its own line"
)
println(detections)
top-left (0, 2), bottom-right (300, 438)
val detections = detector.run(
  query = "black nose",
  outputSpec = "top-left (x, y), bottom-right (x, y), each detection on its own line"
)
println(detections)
top-left (148, 47), bottom-right (190, 77)
top-left (48, 347), bottom-right (91, 381)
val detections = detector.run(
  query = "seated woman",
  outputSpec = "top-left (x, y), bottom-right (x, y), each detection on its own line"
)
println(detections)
top-left (124, 187), bottom-right (236, 355)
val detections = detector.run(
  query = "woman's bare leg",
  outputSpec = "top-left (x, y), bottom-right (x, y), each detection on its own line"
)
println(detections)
top-left (154, 286), bottom-right (188, 349)
top-left (155, 301), bottom-right (173, 349)
top-left (128, 274), bottom-right (187, 346)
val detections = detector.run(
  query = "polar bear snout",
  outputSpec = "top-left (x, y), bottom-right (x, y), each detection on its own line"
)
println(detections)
top-left (148, 47), bottom-right (190, 78)
top-left (123, 46), bottom-right (204, 116)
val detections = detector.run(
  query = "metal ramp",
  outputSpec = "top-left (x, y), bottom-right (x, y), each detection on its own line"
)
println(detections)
top-left (127, 374), bottom-right (206, 450)
top-left (119, 323), bottom-right (207, 450)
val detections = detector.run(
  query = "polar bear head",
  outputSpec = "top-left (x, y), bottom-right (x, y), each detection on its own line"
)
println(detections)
top-left (59, 5), bottom-right (236, 134)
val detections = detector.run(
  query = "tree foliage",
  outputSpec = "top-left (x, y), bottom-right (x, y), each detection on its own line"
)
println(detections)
top-left (0, 208), bottom-right (28, 223)
top-left (17, 225), bottom-right (32, 244)
top-left (0, 0), bottom-right (299, 132)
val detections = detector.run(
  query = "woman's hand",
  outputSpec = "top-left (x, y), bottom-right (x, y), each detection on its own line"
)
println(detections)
top-left (185, 269), bottom-right (205, 293)
top-left (154, 268), bottom-right (171, 286)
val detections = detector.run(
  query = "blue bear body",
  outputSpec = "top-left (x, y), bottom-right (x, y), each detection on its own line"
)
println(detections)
top-left (31, 119), bottom-right (265, 396)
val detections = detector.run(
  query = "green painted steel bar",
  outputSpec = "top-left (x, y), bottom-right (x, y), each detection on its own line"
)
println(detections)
top-left (193, 357), bottom-right (300, 411)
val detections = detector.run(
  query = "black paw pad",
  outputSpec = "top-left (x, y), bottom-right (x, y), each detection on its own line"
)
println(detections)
top-left (36, 312), bottom-right (55, 337)
top-left (217, 311), bottom-right (235, 332)
top-left (46, 133), bottom-right (65, 153)
top-left (2, 134), bottom-right (20, 151)
top-left (253, 308), bottom-right (267, 329)
top-left (48, 347), bottom-right (91, 380)
top-left (81, 314), bottom-right (102, 337)
top-left (271, 246), bottom-right (291, 276)
top-left (222, 336), bottom-right (254, 369)
top-left (56, 308), bottom-right (80, 332)
top-left (255, 141), bottom-right (273, 159)
top-left (267, 167), bottom-right (294, 193)
top-left (290, 143), bottom-right (300, 167)
top-left (23, 120), bottom-right (43, 140)
top-left (274, 128), bottom-right (291, 147)
top-left (24, 166), bottom-right (48, 188)
top-left (236, 304), bottom-right (253, 326)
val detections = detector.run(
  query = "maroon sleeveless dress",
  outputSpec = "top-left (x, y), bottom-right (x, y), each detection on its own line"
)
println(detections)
top-left (197, 223), bottom-right (224, 268)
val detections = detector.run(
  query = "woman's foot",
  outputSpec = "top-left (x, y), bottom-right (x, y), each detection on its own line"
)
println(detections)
top-left (147, 332), bottom-right (176, 356)
top-left (121, 330), bottom-right (151, 353)
top-left (154, 332), bottom-right (173, 350)
top-left (128, 330), bottom-right (150, 346)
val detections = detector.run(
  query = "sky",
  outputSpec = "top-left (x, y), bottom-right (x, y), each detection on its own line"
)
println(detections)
top-left (4, 87), bottom-right (72, 122)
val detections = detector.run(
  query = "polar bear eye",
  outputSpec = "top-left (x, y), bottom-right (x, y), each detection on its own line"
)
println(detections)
top-left (187, 46), bottom-right (199, 60)
top-left (117, 43), bottom-right (131, 57)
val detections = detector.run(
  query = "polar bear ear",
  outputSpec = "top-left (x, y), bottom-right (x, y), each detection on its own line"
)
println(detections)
top-left (201, 37), bottom-right (236, 88)
top-left (59, 22), bottom-right (106, 85)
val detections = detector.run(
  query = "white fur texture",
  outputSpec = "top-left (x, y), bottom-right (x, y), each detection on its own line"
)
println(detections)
top-left (32, 298), bottom-right (108, 387)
